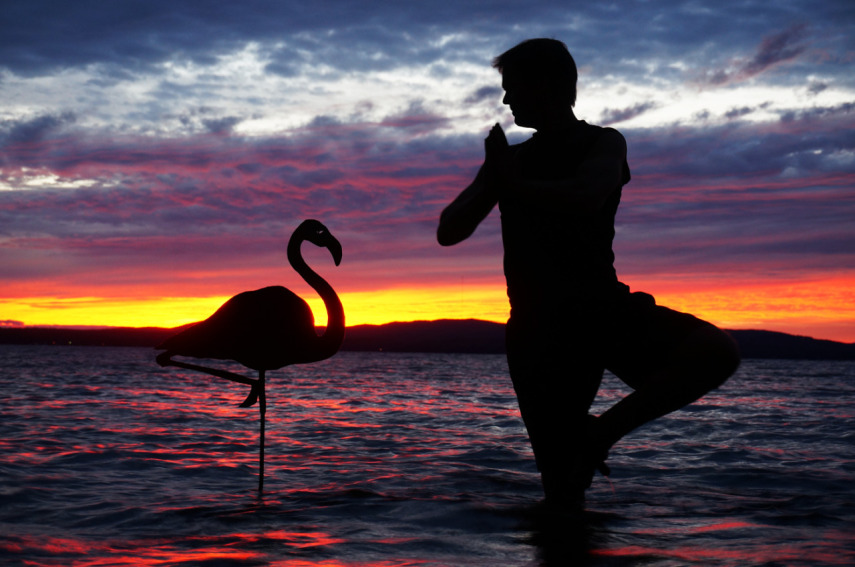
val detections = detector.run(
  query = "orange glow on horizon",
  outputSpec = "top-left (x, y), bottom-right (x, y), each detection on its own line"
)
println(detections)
top-left (2, 275), bottom-right (853, 343)
top-left (626, 272), bottom-right (855, 342)
top-left (0, 285), bottom-right (510, 329)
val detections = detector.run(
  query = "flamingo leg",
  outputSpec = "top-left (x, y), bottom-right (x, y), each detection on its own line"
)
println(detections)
top-left (157, 354), bottom-right (260, 407)
top-left (258, 369), bottom-right (267, 495)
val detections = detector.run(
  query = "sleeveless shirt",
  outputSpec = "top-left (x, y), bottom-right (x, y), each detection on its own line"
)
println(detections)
top-left (498, 121), bottom-right (631, 314)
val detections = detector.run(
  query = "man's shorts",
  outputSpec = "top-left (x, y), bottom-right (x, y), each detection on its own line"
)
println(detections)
top-left (602, 289), bottom-right (714, 384)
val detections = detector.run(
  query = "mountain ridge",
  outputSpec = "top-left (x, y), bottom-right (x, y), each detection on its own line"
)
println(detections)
top-left (1, 319), bottom-right (854, 360)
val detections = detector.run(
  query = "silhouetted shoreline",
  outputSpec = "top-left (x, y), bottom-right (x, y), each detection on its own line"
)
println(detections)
top-left (1, 320), bottom-right (854, 360)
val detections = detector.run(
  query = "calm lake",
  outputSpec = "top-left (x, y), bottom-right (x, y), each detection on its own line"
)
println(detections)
top-left (1, 345), bottom-right (853, 566)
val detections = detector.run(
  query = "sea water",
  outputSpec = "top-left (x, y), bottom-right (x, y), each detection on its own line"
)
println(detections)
top-left (1, 345), bottom-right (853, 566)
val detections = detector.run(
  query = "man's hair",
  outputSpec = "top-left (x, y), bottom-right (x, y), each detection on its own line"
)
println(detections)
top-left (492, 38), bottom-right (578, 107)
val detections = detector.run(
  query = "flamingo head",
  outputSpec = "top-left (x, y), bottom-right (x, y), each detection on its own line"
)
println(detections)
top-left (298, 219), bottom-right (342, 266)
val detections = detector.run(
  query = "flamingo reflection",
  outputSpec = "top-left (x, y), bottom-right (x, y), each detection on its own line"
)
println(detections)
top-left (156, 219), bottom-right (345, 493)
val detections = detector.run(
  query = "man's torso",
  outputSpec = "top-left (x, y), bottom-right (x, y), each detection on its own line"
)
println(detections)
top-left (498, 121), bottom-right (630, 314)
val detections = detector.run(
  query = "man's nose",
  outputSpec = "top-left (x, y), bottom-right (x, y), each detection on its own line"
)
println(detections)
top-left (502, 92), bottom-right (510, 105)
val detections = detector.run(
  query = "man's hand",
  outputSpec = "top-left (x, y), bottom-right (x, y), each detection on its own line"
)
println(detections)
top-left (436, 123), bottom-right (508, 246)
top-left (485, 122), bottom-right (509, 158)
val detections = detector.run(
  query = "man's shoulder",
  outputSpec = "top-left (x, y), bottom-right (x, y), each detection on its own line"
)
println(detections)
top-left (582, 121), bottom-right (625, 140)
top-left (583, 123), bottom-right (627, 154)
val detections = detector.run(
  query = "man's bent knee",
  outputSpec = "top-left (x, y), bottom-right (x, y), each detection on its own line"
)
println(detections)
top-left (683, 324), bottom-right (741, 390)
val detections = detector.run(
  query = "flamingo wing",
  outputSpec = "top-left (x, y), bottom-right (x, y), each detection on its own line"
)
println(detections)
top-left (157, 286), bottom-right (318, 370)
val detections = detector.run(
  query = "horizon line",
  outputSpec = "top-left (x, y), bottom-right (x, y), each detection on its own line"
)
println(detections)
top-left (2, 318), bottom-right (852, 346)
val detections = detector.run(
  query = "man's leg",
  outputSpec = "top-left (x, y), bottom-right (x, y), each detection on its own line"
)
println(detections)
top-left (595, 322), bottom-right (740, 455)
top-left (506, 316), bottom-right (605, 507)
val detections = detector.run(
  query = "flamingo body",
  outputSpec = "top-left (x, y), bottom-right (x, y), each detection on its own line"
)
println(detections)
top-left (157, 286), bottom-right (318, 371)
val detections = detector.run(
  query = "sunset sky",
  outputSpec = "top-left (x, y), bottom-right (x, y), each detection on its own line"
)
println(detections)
top-left (1, 1), bottom-right (854, 342)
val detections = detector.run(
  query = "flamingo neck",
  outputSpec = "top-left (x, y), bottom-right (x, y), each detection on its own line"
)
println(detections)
top-left (288, 237), bottom-right (345, 359)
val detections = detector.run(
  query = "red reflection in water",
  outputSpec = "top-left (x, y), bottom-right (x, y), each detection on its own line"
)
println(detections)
top-left (632, 519), bottom-right (757, 536)
top-left (5, 535), bottom-right (260, 566)
top-left (254, 529), bottom-right (346, 548)
top-left (5, 530), bottom-right (433, 567)
top-left (591, 539), bottom-right (848, 565)
top-left (590, 520), bottom-right (854, 565)
top-left (691, 520), bottom-right (755, 533)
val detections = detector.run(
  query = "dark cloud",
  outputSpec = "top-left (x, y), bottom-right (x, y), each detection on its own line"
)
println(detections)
top-left (170, 107), bottom-right (246, 135)
top-left (0, 112), bottom-right (76, 146)
top-left (740, 24), bottom-right (810, 78)
top-left (725, 107), bottom-right (754, 120)
top-left (807, 81), bottom-right (828, 95)
top-left (307, 115), bottom-right (344, 129)
top-left (697, 24), bottom-right (811, 86)
top-left (600, 102), bottom-right (658, 125)
top-left (779, 101), bottom-right (855, 124)
top-left (380, 101), bottom-right (450, 134)
top-left (724, 102), bottom-right (771, 120)
top-left (201, 116), bottom-right (243, 134)
top-left (464, 86), bottom-right (503, 104)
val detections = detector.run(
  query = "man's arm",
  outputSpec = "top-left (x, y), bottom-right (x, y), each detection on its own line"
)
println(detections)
top-left (437, 124), bottom-right (509, 246)
top-left (509, 128), bottom-right (627, 216)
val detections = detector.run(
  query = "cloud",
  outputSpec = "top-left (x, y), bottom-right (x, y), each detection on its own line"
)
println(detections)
top-left (174, 108), bottom-right (244, 135)
top-left (600, 101), bottom-right (658, 125)
top-left (807, 81), bottom-right (828, 95)
top-left (464, 86), bottom-right (503, 104)
top-left (0, 112), bottom-right (76, 146)
top-left (779, 101), bottom-right (855, 124)
top-left (696, 24), bottom-right (811, 86)
top-left (378, 101), bottom-right (452, 136)
top-left (724, 102), bottom-right (772, 120)
top-left (740, 23), bottom-right (810, 78)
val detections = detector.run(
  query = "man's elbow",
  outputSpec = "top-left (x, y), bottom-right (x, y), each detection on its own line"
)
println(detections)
top-left (437, 210), bottom-right (460, 246)
top-left (437, 225), bottom-right (460, 247)
top-left (437, 217), bottom-right (471, 246)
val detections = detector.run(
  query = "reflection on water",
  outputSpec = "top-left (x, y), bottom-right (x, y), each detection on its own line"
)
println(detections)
top-left (1, 346), bottom-right (853, 566)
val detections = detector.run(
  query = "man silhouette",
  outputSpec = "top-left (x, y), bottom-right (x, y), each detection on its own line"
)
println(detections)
top-left (438, 38), bottom-right (740, 509)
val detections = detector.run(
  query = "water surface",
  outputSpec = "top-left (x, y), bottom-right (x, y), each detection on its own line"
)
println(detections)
top-left (1, 346), bottom-right (853, 565)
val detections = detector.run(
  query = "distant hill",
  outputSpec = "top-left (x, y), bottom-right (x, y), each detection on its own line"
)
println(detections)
top-left (0, 326), bottom-right (175, 348)
top-left (1, 320), bottom-right (854, 360)
top-left (343, 319), bottom-right (507, 354)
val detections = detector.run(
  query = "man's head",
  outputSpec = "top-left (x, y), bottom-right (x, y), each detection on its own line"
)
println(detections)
top-left (492, 38), bottom-right (578, 129)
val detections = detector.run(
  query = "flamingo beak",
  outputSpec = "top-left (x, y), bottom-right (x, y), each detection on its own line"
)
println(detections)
top-left (328, 238), bottom-right (343, 266)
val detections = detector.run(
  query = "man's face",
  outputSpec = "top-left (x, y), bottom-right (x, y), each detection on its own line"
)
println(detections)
top-left (501, 71), bottom-right (550, 129)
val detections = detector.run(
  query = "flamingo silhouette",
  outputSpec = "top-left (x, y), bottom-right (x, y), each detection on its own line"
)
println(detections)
top-left (155, 219), bottom-right (345, 493)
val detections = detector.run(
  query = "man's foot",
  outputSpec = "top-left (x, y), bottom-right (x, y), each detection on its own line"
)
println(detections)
top-left (539, 416), bottom-right (613, 509)
top-left (575, 415), bottom-right (611, 488)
